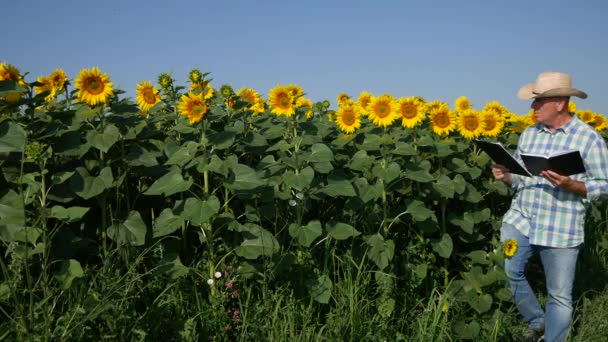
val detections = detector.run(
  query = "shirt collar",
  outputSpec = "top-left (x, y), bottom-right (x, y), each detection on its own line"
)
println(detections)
top-left (537, 115), bottom-right (579, 135)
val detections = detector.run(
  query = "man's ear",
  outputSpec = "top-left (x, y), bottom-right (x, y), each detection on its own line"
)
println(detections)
top-left (556, 97), bottom-right (568, 112)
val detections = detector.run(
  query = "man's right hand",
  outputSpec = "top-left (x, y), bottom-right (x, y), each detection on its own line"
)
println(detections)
top-left (491, 164), bottom-right (512, 185)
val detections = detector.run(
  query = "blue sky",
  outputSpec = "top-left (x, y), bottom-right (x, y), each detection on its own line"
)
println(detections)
top-left (4, 0), bottom-right (607, 115)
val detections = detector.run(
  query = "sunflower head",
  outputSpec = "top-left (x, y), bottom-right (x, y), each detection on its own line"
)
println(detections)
top-left (34, 76), bottom-right (56, 102)
top-left (49, 69), bottom-right (67, 91)
top-left (456, 109), bottom-right (484, 140)
top-left (237, 88), bottom-right (259, 106)
top-left (592, 114), bottom-right (608, 132)
top-left (335, 103), bottom-right (362, 134)
top-left (296, 97), bottom-right (314, 119)
top-left (577, 110), bottom-right (595, 124)
top-left (454, 96), bottom-right (472, 111)
top-left (504, 239), bottom-right (518, 258)
top-left (398, 97), bottom-right (426, 128)
top-left (568, 101), bottom-right (577, 113)
top-left (0, 63), bottom-right (27, 87)
top-left (366, 94), bottom-right (399, 127)
top-left (357, 91), bottom-right (373, 116)
top-left (268, 84), bottom-right (296, 117)
top-left (322, 100), bottom-right (330, 109)
top-left (336, 92), bottom-right (352, 106)
top-left (429, 104), bottom-right (456, 136)
top-left (75, 67), bottom-right (114, 106)
top-left (251, 97), bottom-right (266, 116)
top-left (509, 115), bottom-right (530, 134)
top-left (188, 68), bottom-right (203, 84)
top-left (220, 84), bottom-right (234, 98)
top-left (178, 92), bottom-right (208, 124)
top-left (286, 84), bottom-right (304, 98)
top-left (480, 110), bottom-right (505, 137)
top-left (157, 72), bottom-right (173, 91)
top-left (136, 81), bottom-right (162, 112)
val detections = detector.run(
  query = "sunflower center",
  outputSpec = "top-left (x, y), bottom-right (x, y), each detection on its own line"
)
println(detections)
top-left (464, 117), bottom-right (479, 130)
top-left (279, 94), bottom-right (291, 108)
top-left (144, 91), bottom-right (157, 104)
top-left (192, 104), bottom-right (205, 115)
top-left (342, 111), bottom-right (355, 125)
top-left (402, 105), bottom-right (417, 119)
top-left (434, 113), bottom-right (450, 128)
top-left (86, 77), bottom-right (104, 95)
top-left (375, 104), bottom-right (389, 118)
top-left (484, 118), bottom-right (497, 130)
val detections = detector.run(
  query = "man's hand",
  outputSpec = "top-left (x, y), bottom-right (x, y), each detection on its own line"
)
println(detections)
top-left (491, 164), bottom-right (512, 185)
top-left (540, 170), bottom-right (587, 197)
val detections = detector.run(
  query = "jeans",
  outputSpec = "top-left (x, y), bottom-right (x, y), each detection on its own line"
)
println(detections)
top-left (501, 224), bottom-right (580, 342)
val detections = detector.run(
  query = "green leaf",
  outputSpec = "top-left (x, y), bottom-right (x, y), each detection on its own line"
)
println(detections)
top-left (69, 167), bottom-right (114, 200)
top-left (144, 168), bottom-right (193, 196)
top-left (466, 250), bottom-right (490, 265)
top-left (364, 234), bottom-right (395, 270)
top-left (454, 320), bottom-right (481, 339)
top-left (403, 164), bottom-right (434, 183)
top-left (0, 190), bottom-right (25, 242)
top-left (308, 274), bottom-right (333, 304)
top-left (152, 208), bottom-right (184, 238)
top-left (432, 233), bottom-right (453, 258)
top-left (307, 143), bottom-right (334, 163)
top-left (433, 174), bottom-right (454, 198)
top-left (181, 196), bottom-right (221, 226)
top-left (107, 211), bottom-right (147, 246)
top-left (155, 252), bottom-right (189, 279)
top-left (318, 175), bottom-right (356, 197)
top-left (327, 222), bottom-right (361, 240)
top-left (242, 132), bottom-right (268, 147)
top-left (466, 292), bottom-right (493, 314)
top-left (0, 80), bottom-right (26, 95)
top-left (49, 206), bottom-right (90, 223)
top-left (234, 224), bottom-right (280, 259)
top-left (450, 212), bottom-right (475, 234)
top-left (348, 150), bottom-right (374, 172)
top-left (393, 142), bottom-right (418, 156)
top-left (86, 124), bottom-right (120, 153)
top-left (0, 121), bottom-right (26, 153)
top-left (374, 162), bottom-right (401, 184)
top-left (283, 166), bottom-right (314, 191)
top-left (165, 141), bottom-right (198, 167)
top-left (406, 200), bottom-right (437, 222)
top-left (311, 161), bottom-right (333, 174)
top-left (288, 220), bottom-right (322, 247)
top-left (452, 174), bottom-right (467, 194)
top-left (208, 130), bottom-right (236, 150)
top-left (353, 178), bottom-right (383, 203)
top-left (53, 259), bottom-right (84, 290)
top-left (224, 164), bottom-right (266, 191)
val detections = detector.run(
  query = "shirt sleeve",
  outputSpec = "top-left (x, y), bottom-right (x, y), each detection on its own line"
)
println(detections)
top-left (582, 136), bottom-right (608, 201)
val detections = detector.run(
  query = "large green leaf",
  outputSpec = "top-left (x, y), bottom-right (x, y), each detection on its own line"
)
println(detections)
top-left (318, 175), bottom-right (356, 197)
top-left (364, 234), bottom-right (395, 270)
top-left (223, 164), bottom-right (266, 191)
top-left (353, 178), bottom-right (383, 203)
top-left (392, 142), bottom-right (418, 156)
top-left (308, 274), bottom-right (333, 304)
top-left (307, 143), bottom-right (334, 163)
top-left (432, 233), bottom-right (453, 258)
top-left (454, 320), bottom-right (481, 340)
top-left (450, 212), bottom-right (475, 234)
top-left (144, 168), bottom-right (193, 196)
top-left (180, 196), bottom-right (221, 226)
top-left (69, 167), bottom-right (114, 200)
top-left (403, 164), bottom-right (434, 183)
top-left (348, 150), bottom-right (374, 172)
top-left (155, 252), bottom-right (189, 279)
top-left (165, 141), bottom-right (198, 167)
top-left (208, 130), bottom-right (236, 150)
top-left (466, 291), bottom-right (493, 314)
top-left (406, 200), bottom-right (437, 222)
top-left (289, 220), bottom-right (322, 247)
top-left (283, 166), bottom-right (314, 191)
top-left (0, 121), bottom-right (26, 153)
top-left (373, 162), bottom-right (401, 184)
top-left (432, 174), bottom-right (454, 198)
top-left (107, 211), bottom-right (147, 246)
top-left (152, 208), bottom-right (184, 238)
top-left (234, 224), bottom-right (280, 259)
top-left (53, 259), bottom-right (84, 290)
top-left (0, 190), bottom-right (25, 242)
top-left (49, 206), bottom-right (90, 223)
top-left (86, 124), bottom-right (120, 153)
top-left (0, 80), bottom-right (26, 95)
top-left (327, 222), bottom-right (361, 240)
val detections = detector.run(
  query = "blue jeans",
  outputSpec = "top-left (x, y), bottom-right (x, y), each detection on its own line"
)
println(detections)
top-left (501, 224), bottom-right (580, 342)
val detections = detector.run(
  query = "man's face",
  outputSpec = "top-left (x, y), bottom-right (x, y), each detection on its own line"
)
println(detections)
top-left (531, 96), bottom-right (567, 125)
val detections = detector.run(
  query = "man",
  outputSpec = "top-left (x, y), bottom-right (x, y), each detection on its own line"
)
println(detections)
top-left (491, 71), bottom-right (608, 342)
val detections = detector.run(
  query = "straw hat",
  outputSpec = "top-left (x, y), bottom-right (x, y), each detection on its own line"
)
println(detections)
top-left (517, 71), bottom-right (587, 100)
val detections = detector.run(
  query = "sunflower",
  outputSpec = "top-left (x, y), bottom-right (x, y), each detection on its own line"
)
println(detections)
top-left (178, 92), bottom-right (208, 124)
top-left (190, 82), bottom-right (215, 100)
top-left (286, 84), bottom-right (304, 98)
top-left (480, 110), bottom-right (505, 137)
top-left (454, 96), bottom-right (472, 111)
top-left (335, 103), bottom-right (362, 134)
top-left (577, 110), bottom-right (595, 124)
top-left (592, 114), bottom-right (608, 132)
top-left (34, 76), bottom-right (56, 102)
top-left (337, 92), bottom-right (352, 106)
top-left (237, 87), bottom-right (259, 106)
top-left (251, 97), bottom-right (266, 116)
top-left (568, 101), bottom-right (577, 113)
top-left (327, 110), bottom-right (335, 121)
top-left (398, 97), bottom-right (426, 128)
top-left (527, 109), bottom-right (538, 125)
top-left (0, 63), bottom-right (26, 85)
top-left (296, 97), bottom-right (314, 119)
top-left (357, 91), bottom-right (373, 116)
top-left (366, 94), bottom-right (399, 127)
top-left (268, 84), bottom-right (295, 117)
top-left (457, 109), bottom-right (484, 139)
top-left (158, 72), bottom-right (173, 91)
top-left (75, 67), bottom-right (113, 106)
top-left (504, 239), bottom-right (518, 258)
top-left (136, 81), bottom-right (161, 112)
top-left (429, 104), bottom-right (456, 136)
top-left (509, 115), bottom-right (530, 134)
top-left (49, 69), bottom-right (67, 91)
top-left (188, 68), bottom-right (203, 83)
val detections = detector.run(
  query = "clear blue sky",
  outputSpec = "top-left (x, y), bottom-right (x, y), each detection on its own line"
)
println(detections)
top-left (5, 0), bottom-right (607, 115)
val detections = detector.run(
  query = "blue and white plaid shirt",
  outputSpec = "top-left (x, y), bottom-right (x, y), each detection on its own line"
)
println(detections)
top-left (503, 115), bottom-right (608, 247)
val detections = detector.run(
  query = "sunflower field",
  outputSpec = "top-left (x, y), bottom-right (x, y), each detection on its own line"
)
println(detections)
top-left (1, 64), bottom-right (608, 341)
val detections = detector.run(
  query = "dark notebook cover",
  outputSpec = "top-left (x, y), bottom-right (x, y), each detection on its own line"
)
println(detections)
top-left (474, 140), bottom-right (532, 177)
top-left (520, 150), bottom-right (586, 176)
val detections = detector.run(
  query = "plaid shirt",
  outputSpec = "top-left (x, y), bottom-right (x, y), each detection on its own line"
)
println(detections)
top-left (503, 116), bottom-right (608, 247)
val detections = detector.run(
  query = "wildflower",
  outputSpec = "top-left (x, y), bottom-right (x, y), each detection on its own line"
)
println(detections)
top-left (289, 199), bottom-right (297, 207)
top-left (207, 279), bottom-right (214, 285)
top-left (225, 281), bottom-right (234, 288)
top-left (215, 271), bottom-right (222, 278)
top-left (504, 239), bottom-right (518, 258)
top-left (233, 310), bottom-right (240, 319)
top-left (295, 192), bottom-right (304, 200)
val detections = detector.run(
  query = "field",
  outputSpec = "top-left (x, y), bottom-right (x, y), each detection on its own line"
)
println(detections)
top-left (1, 65), bottom-right (608, 341)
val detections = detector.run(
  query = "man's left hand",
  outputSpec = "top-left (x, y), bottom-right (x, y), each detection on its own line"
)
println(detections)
top-left (540, 170), bottom-right (587, 196)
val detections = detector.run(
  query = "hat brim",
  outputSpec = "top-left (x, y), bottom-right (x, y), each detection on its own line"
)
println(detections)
top-left (518, 83), bottom-right (588, 100)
